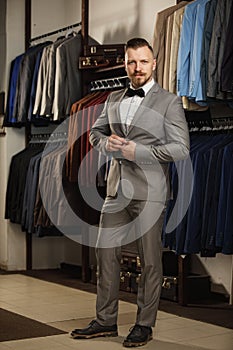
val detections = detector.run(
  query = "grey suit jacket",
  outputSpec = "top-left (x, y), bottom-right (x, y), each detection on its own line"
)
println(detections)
top-left (53, 34), bottom-right (83, 120)
top-left (89, 82), bottom-right (190, 202)
top-left (208, 0), bottom-right (232, 98)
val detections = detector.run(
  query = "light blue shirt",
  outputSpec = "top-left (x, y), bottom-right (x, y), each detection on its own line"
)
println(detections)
top-left (189, 0), bottom-right (211, 102)
top-left (177, 1), bottom-right (200, 97)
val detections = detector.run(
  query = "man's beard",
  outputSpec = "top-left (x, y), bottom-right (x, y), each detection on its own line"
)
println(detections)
top-left (132, 74), bottom-right (151, 88)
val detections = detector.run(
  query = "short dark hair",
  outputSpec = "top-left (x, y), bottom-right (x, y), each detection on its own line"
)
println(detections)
top-left (125, 38), bottom-right (154, 55)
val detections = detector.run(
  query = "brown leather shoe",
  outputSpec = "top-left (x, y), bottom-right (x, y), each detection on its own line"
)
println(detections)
top-left (70, 320), bottom-right (118, 339)
top-left (123, 324), bottom-right (153, 347)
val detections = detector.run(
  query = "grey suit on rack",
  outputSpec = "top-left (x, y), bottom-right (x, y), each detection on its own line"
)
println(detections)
top-left (53, 33), bottom-right (83, 120)
top-left (89, 81), bottom-right (190, 327)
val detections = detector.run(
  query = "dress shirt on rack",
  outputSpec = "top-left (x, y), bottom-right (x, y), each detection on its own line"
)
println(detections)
top-left (177, 0), bottom-right (207, 100)
top-left (153, 0), bottom-right (233, 106)
top-left (187, 0), bottom-right (211, 101)
top-left (152, 1), bottom-right (188, 87)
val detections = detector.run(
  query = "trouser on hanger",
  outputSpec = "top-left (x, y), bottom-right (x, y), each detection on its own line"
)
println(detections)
top-left (95, 189), bottom-right (166, 327)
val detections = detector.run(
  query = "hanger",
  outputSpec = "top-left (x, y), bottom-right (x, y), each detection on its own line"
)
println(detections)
top-left (90, 76), bottom-right (128, 91)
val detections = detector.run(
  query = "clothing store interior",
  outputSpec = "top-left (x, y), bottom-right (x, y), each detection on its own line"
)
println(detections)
top-left (0, 0), bottom-right (233, 349)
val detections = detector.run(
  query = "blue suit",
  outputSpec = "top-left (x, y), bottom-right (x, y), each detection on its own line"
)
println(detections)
top-left (163, 133), bottom-right (233, 256)
top-left (5, 53), bottom-right (24, 124)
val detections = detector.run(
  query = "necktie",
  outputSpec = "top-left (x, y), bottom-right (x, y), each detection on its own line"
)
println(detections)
top-left (125, 87), bottom-right (145, 98)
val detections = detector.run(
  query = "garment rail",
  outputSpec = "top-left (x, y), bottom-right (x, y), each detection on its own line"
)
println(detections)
top-left (29, 132), bottom-right (68, 143)
top-left (29, 21), bottom-right (82, 44)
top-left (90, 76), bottom-right (128, 91)
top-left (188, 116), bottom-right (233, 133)
top-left (212, 116), bottom-right (233, 130)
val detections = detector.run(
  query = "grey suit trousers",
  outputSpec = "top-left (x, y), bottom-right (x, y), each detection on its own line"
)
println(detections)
top-left (95, 188), bottom-right (166, 327)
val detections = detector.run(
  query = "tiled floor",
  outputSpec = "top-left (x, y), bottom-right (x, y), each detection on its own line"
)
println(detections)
top-left (0, 274), bottom-right (232, 350)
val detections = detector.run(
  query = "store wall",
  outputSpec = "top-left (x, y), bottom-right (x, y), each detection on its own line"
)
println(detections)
top-left (30, 0), bottom-right (175, 44)
top-left (0, 0), bottom-right (26, 270)
top-left (88, 0), bottom-right (174, 44)
top-left (0, 0), bottom-right (6, 267)
top-left (0, 0), bottom-right (232, 301)
top-left (0, 0), bottom-right (6, 92)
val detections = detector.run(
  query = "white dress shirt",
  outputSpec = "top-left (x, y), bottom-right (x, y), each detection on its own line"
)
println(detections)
top-left (120, 79), bottom-right (155, 133)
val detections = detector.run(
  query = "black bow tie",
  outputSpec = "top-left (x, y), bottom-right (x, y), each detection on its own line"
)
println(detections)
top-left (125, 87), bottom-right (145, 98)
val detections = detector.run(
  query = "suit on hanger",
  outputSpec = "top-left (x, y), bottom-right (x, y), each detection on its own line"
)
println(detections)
top-left (208, 0), bottom-right (232, 98)
top-left (40, 37), bottom-right (68, 116)
top-left (169, 5), bottom-right (186, 94)
top-left (220, 0), bottom-right (233, 92)
top-left (33, 45), bottom-right (52, 116)
top-left (53, 34), bottom-right (99, 120)
top-left (5, 53), bottom-right (24, 124)
top-left (152, 1), bottom-right (188, 87)
top-left (52, 33), bottom-right (83, 120)
top-left (13, 42), bottom-right (51, 123)
top-left (200, 0), bottom-right (218, 102)
top-left (89, 81), bottom-right (189, 327)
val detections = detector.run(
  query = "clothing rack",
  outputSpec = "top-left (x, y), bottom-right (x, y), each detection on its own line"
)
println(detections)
top-left (177, 0), bottom-right (232, 305)
top-left (212, 116), bottom-right (233, 129)
top-left (23, 0), bottom-right (232, 306)
top-left (81, 0), bottom-right (233, 305)
top-left (22, 0), bottom-right (199, 305)
top-left (167, 0), bottom-right (217, 305)
top-left (23, 0), bottom-right (91, 282)
top-left (29, 21), bottom-right (82, 44)
top-left (188, 117), bottom-right (233, 133)
top-left (29, 132), bottom-right (68, 144)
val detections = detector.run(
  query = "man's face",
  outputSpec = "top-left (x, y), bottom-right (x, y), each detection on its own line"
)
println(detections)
top-left (124, 46), bottom-right (156, 89)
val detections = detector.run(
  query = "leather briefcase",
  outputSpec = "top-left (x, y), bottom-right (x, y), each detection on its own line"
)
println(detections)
top-left (79, 44), bottom-right (125, 69)
top-left (161, 276), bottom-right (178, 302)
top-left (130, 272), bottom-right (141, 293)
top-left (120, 271), bottom-right (131, 292)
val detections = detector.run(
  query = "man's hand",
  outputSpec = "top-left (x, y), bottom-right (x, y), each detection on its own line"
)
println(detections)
top-left (121, 140), bottom-right (136, 161)
top-left (106, 134), bottom-right (136, 161)
top-left (106, 134), bottom-right (128, 152)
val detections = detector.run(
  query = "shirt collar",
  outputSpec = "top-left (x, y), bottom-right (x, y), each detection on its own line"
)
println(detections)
top-left (129, 78), bottom-right (155, 96)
